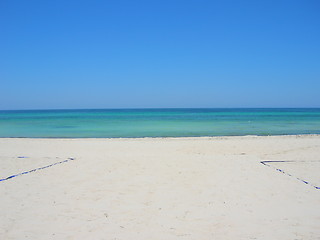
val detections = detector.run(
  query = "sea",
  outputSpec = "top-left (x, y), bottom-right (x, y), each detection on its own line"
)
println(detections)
top-left (0, 108), bottom-right (319, 138)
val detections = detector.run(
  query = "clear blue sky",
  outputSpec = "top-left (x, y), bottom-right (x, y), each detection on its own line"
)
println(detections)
top-left (1, 0), bottom-right (319, 110)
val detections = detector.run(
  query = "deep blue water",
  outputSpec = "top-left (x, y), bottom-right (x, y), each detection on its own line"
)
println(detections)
top-left (0, 108), bottom-right (319, 138)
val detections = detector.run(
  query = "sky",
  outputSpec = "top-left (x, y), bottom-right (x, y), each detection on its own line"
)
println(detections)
top-left (1, 0), bottom-right (320, 110)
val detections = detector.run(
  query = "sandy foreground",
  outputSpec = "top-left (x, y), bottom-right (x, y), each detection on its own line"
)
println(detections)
top-left (0, 135), bottom-right (320, 240)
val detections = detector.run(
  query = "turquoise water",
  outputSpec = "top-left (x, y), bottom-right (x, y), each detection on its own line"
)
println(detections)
top-left (0, 109), bottom-right (319, 138)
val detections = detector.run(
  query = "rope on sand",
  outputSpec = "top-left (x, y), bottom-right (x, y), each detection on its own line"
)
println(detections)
top-left (0, 157), bottom-right (75, 182)
top-left (261, 160), bottom-right (320, 190)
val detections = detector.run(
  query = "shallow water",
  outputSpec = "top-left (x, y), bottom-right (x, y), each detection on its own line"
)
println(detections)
top-left (0, 108), bottom-right (319, 138)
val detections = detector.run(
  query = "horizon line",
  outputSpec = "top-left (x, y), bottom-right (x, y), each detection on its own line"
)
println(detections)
top-left (1, 107), bottom-right (320, 111)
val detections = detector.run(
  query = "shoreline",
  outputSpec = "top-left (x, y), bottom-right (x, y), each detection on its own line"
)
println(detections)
top-left (1, 133), bottom-right (320, 140)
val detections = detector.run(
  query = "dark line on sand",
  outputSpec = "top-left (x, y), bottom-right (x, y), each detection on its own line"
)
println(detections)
top-left (261, 160), bottom-right (320, 190)
top-left (0, 157), bottom-right (75, 182)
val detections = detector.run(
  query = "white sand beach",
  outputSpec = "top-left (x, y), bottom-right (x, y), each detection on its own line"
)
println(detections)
top-left (1, 135), bottom-right (320, 239)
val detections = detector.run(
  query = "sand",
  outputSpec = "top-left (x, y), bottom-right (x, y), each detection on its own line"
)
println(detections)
top-left (0, 135), bottom-right (320, 240)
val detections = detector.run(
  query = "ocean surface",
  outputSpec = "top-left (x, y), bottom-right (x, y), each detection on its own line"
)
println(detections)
top-left (0, 108), bottom-right (319, 138)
